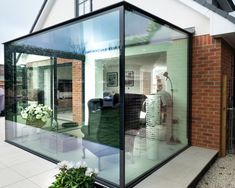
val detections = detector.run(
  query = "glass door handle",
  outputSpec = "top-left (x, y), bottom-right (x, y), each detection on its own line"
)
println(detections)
top-left (227, 108), bottom-right (234, 110)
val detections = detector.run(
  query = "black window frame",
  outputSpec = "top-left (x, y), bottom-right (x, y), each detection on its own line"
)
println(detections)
top-left (75, 0), bottom-right (93, 17)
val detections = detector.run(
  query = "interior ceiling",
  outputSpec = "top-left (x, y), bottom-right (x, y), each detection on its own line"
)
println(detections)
top-left (98, 52), bottom-right (166, 67)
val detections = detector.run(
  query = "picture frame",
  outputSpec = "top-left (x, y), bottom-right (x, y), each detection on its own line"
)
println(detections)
top-left (107, 72), bottom-right (118, 87)
top-left (125, 71), bottom-right (134, 87)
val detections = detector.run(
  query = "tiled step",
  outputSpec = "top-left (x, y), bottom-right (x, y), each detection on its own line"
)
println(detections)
top-left (134, 146), bottom-right (218, 188)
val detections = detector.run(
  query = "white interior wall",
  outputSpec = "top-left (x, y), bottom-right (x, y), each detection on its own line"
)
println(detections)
top-left (125, 65), bottom-right (141, 93)
top-left (125, 39), bottom-right (188, 144)
top-left (102, 64), bottom-right (141, 94)
top-left (44, 69), bottom-right (51, 107)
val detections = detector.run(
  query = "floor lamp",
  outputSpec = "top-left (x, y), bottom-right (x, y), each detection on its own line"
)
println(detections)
top-left (163, 72), bottom-right (178, 144)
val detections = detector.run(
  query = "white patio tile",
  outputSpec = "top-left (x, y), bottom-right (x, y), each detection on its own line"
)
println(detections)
top-left (3, 179), bottom-right (40, 188)
top-left (0, 161), bottom-right (7, 169)
top-left (0, 144), bottom-right (25, 157)
top-left (0, 167), bottom-right (24, 187)
top-left (29, 168), bottom-right (59, 188)
top-left (0, 150), bottom-right (38, 166)
top-left (10, 158), bottom-right (56, 178)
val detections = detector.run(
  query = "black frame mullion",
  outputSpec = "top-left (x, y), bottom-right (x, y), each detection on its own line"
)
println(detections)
top-left (187, 35), bottom-right (193, 145)
top-left (119, 5), bottom-right (125, 188)
top-left (82, 60), bottom-right (85, 123)
top-left (90, 0), bottom-right (93, 12)
top-left (13, 52), bottom-right (17, 123)
top-left (52, 57), bottom-right (58, 129)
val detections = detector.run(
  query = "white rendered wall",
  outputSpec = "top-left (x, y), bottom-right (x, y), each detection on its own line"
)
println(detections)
top-left (93, 0), bottom-right (121, 11)
top-left (35, 0), bottom-right (235, 36)
top-left (35, 0), bottom-right (210, 36)
top-left (34, 0), bottom-right (235, 38)
top-left (42, 0), bottom-right (75, 28)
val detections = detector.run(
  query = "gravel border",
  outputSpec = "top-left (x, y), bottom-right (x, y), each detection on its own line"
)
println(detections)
top-left (196, 155), bottom-right (235, 188)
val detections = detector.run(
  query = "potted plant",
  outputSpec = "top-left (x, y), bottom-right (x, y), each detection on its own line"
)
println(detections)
top-left (21, 104), bottom-right (52, 128)
top-left (50, 161), bottom-right (98, 188)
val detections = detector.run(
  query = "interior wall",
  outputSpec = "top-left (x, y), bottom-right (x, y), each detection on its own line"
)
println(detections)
top-left (102, 64), bottom-right (142, 94)
top-left (125, 39), bottom-right (188, 144)
top-left (82, 39), bottom-right (188, 144)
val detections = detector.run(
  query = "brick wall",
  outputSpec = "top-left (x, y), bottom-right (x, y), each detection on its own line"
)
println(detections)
top-left (0, 81), bottom-right (4, 88)
top-left (192, 35), bottom-right (222, 150)
top-left (72, 61), bottom-right (83, 124)
top-left (57, 58), bottom-right (83, 124)
top-left (221, 40), bottom-right (234, 97)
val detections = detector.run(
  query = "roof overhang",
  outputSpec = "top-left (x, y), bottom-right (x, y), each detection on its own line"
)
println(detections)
top-left (217, 0), bottom-right (235, 12)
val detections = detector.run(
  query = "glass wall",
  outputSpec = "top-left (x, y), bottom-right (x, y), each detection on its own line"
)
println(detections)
top-left (5, 9), bottom-right (121, 186)
top-left (4, 3), bottom-right (190, 187)
top-left (124, 10), bottom-right (189, 184)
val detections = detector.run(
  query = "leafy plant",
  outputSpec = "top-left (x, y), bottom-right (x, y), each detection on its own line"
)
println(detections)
top-left (50, 161), bottom-right (98, 188)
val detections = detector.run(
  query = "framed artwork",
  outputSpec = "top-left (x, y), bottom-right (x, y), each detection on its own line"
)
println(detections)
top-left (107, 72), bottom-right (118, 87)
top-left (125, 71), bottom-right (134, 87)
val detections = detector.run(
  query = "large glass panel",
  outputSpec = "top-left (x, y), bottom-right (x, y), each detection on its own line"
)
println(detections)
top-left (5, 10), bottom-right (120, 186)
top-left (124, 10), bottom-right (189, 184)
top-left (5, 5), bottom-right (190, 187)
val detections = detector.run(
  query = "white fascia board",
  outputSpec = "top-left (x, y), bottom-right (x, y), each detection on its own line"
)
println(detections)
top-left (210, 13), bottom-right (235, 35)
top-left (33, 0), bottom-right (56, 32)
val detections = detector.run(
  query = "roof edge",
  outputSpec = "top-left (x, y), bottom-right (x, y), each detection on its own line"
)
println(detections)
top-left (3, 1), bottom-right (192, 45)
top-left (29, 0), bottom-right (48, 33)
top-left (193, 0), bottom-right (235, 24)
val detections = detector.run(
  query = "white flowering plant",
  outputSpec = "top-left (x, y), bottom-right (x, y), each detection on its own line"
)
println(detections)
top-left (21, 104), bottom-right (52, 125)
top-left (50, 160), bottom-right (98, 188)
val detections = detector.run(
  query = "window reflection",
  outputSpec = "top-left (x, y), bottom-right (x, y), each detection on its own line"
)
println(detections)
top-left (5, 11), bottom-right (121, 186)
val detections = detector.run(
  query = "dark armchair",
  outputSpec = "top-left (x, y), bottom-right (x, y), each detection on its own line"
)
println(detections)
top-left (81, 98), bottom-right (119, 170)
top-left (81, 93), bottom-right (146, 170)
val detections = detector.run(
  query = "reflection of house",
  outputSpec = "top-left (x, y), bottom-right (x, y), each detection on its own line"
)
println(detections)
top-left (4, 0), bottom-right (235, 187)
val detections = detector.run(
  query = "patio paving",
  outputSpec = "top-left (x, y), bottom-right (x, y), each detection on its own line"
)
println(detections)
top-left (0, 117), bottom-right (219, 188)
top-left (0, 117), bottom-right (58, 188)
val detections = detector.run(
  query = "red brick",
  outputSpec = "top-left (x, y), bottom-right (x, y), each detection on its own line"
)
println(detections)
top-left (192, 36), bottom-right (234, 152)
